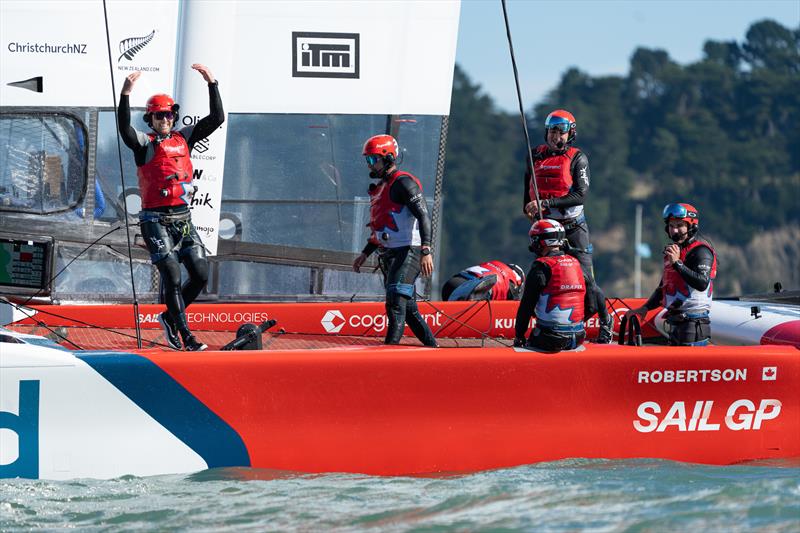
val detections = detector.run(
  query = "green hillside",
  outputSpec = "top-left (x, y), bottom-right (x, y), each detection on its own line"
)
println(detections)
top-left (441, 19), bottom-right (800, 297)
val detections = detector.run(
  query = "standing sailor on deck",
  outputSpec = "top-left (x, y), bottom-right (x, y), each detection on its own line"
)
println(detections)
top-left (353, 135), bottom-right (438, 347)
top-left (625, 203), bottom-right (717, 346)
top-left (118, 64), bottom-right (224, 352)
top-left (523, 109), bottom-right (613, 343)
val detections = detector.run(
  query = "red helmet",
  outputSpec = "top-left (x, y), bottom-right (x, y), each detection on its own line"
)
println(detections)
top-left (144, 94), bottom-right (179, 128)
top-left (146, 94), bottom-right (178, 114)
top-left (544, 109), bottom-right (577, 144)
top-left (363, 134), bottom-right (399, 161)
top-left (529, 218), bottom-right (566, 253)
top-left (509, 263), bottom-right (526, 285)
top-left (663, 203), bottom-right (699, 237)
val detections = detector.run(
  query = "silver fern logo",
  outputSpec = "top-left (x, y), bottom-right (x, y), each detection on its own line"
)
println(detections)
top-left (118, 30), bottom-right (156, 62)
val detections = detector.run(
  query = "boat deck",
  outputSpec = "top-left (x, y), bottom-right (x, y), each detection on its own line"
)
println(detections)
top-left (6, 324), bottom-right (499, 351)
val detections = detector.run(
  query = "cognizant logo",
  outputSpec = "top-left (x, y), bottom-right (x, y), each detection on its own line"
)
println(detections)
top-left (0, 380), bottom-right (40, 479)
top-left (321, 310), bottom-right (442, 333)
top-left (321, 310), bottom-right (346, 333)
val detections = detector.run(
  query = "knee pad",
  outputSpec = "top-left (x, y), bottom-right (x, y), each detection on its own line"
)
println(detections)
top-left (387, 282), bottom-right (414, 299)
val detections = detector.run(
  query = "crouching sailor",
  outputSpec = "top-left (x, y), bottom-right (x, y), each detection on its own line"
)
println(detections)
top-left (625, 203), bottom-right (717, 346)
top-left (514, 219), bottom-right (586, 352)
top-left (441, 261), bottom-right (526, 301)
top-left (352, 134), bottom-right (438, 347)
top-left (118, 64), bottom-right (224, 351)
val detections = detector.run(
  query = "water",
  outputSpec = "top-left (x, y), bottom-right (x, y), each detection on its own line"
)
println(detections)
top-left (2, 459), bottom-right (799, 532)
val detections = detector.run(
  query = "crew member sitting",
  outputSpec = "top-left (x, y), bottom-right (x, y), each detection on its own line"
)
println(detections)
top-left (514, 219), bottom-right (586, 352)
top-left (441, 261), bottom-right (525, 301)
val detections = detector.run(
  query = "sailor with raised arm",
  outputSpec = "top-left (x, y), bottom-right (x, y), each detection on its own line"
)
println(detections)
top-left (118, 64), bottom-right (224, 352)
top-left (353, 135), bottom-right (438, 347)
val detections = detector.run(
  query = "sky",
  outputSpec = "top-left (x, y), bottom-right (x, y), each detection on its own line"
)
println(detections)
top-left (456, 0), bottom-right (800, 113)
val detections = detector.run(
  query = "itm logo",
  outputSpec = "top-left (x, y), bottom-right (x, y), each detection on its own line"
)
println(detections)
top-left (118, 30), bottom-right (156, 62)
top-left (292, 32), bottom-right (359, 79)
top-left (321, 310), bottom-right (345, 333)
top-left (0, 380), bottom-right (40, 478)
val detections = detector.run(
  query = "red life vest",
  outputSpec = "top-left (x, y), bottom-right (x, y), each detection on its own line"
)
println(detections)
top-left (137, 132), bottom-right (194, 209)
top-left (368, 170), bottom-right (422, 248)
top-left (529, 145), bottom-right (584, 220)
top-left (464, 261), bottom-right (522, 300)
top-left (534, 254), bottom-right (586, 327)
top-left (662, 240), bottom-right (717, 315)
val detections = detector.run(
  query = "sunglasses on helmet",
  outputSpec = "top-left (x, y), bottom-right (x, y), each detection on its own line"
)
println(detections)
top-left (662, 203), bottom-right (697, 220)
top-left (545, 116), bottom-right (571, 133)
top-left (365, 155), bottom-right (381, 165)
top-left (153, 111), bottom-right (175, 120)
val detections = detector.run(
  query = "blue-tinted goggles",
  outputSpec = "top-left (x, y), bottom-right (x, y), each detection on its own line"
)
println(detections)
top-left (663, 203), bottom-right (688, 220)
top-left (545, 116), bottom-right (571, 133)
top-left (365, 155), bottom-right (380, 165)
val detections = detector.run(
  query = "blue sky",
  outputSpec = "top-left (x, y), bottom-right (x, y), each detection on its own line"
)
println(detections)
top-left (456, 0), bottom-right (800, 112)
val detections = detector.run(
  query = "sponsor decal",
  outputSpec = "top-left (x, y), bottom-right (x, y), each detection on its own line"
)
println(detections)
top-left (118, 30), bottom-right (155, 61)
top-left (139, 311), bottom-right (270, 325)
top-left (762, 366), bottom-right (777, 381)
top-left (116, 29), bottom-right (160, 73)
top-left (0, 380), bottom-right (39, 478)
top-left (321, 310), bottom-right (345, 333)
top-left (6, 42), bottom-right (87, 54)
top-left (493, 315), bottom-right (605, 330)
top-left (637, 368), bottom-right (747, 384)
top-left (633, 399), bottom-right (781, 433)
top-left (320, 310), bottom-right (442, 333)
top-left (190, 192), bottom-right (214, 210)
top-left (292, 32), bottom-right (359, 79)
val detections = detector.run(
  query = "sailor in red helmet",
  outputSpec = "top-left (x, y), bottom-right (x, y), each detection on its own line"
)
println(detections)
top-left (625, 203), bottom-right (717, 346)
top-left (514, 219), bottom-right (587, 352)
top-left (118, 64), bottom-right (224, 352)
top-left (441, 261), bottom-right (525, 301)
top-left (523, 109), bottom-right (613, 343)
top-left (353, 134), bottom-right (438, 347)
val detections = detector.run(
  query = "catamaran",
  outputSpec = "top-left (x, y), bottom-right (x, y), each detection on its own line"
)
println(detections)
top-left (1, 0), bottom-right (798, 480)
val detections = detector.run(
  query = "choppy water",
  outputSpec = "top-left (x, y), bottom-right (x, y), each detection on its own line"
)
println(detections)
top-left (2, 459), bottom-right (799, 532)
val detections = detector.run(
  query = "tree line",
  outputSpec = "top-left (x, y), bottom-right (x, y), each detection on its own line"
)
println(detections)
top-left (441, 19), bottom-right (800, 297)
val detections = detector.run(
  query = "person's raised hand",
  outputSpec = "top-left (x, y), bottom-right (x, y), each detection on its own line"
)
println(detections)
top-left (121, 71), bottom-right (142, 95)
top-left (192, 63), bottom-right (215, 84)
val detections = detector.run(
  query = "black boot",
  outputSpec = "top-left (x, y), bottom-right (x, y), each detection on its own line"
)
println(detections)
top-left (158, 312), bottom-right (182, 350)
top-left (182, 333), bottom-right (207, 352)
top-left (596, 316), bottom-right (613, 344)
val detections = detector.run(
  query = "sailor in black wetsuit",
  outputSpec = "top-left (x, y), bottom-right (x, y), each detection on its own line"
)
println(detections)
top-left (118, 64), bottom-right (224, 352)
top-left (352, 135), bottom-right (438, 347)
top-left (514, 219), bottom-right (587, 352)
top-left (523, 109), bottom-right (613, 343)
top-left (625, 203), bottom-right (718, 346)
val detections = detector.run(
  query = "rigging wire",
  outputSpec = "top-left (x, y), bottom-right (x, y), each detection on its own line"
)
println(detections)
top-left (18, 225), bottom-right (122, 307)
top-left (500, 0), bottom-right (543, 221)
top-left (101, 0), bottom-right (142, 348)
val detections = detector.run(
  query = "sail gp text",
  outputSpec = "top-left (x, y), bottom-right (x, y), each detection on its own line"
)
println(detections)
top-left (633, 399), bottom-right (781, 433)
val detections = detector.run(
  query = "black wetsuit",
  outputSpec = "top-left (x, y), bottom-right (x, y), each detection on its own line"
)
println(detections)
top-left (514, 251), bottom-right (587, 352)
top-left (524, 147), bottom-right (612, 335)
top-left (643, 239), bottom-right (716, 346)
top-left (362, 171), bottom-right (437, 347)
top-left (118, 82), bottom-right (223, 342)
